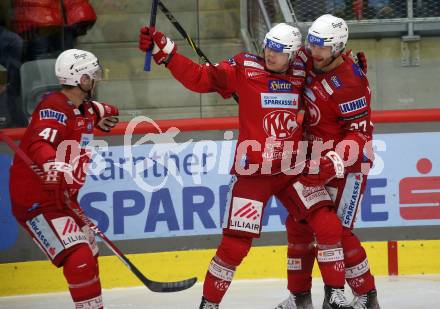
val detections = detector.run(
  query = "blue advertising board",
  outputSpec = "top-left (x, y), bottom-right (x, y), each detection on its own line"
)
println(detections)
top-left (78, 132), bottom-right (440, 240)
top-left (1, 132), bottom-right (440, 249)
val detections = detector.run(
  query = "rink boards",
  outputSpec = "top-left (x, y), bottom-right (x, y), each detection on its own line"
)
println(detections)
top-left (1, 239), bottom-right (440, 296)
top-left (1, 121), bottom-right (440, 296)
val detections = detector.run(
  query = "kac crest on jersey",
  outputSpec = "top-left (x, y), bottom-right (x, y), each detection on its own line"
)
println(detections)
top-left (263, 110), bottom-right (298, 140)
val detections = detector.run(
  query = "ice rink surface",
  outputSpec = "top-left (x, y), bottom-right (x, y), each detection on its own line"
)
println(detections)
top-left (1, 275), bottom-right (439, 308)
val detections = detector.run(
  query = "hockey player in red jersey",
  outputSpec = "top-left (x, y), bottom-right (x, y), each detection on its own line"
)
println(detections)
top-left (139, 23), bottom-right (356, 309)
top-left (9, 49), bottom-right (119, 309)
top-left (275, 15), bottom-right (380, 309)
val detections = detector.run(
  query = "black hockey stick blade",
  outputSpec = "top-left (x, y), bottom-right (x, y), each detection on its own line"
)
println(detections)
top-left (145, 276), bottom-right (198, 293)
top-left (110, 242), bottom-right (198, 292)
top-left (0, 130), bottom-right (197, 293)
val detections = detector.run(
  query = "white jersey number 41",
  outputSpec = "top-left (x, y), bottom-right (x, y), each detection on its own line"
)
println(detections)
top-left (39, 128), bottom-right (58, 143)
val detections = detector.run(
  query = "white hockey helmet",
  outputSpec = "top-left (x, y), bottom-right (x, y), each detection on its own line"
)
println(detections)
top-left (307, 14), bottom-right (348, 55)
top-left (55, 49), bottom-right (102, 86)
top-left (263, 23), bottom-right (302, 59)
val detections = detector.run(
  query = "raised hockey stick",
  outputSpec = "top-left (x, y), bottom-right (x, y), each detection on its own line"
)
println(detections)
top-left (158, 1), bottom-right (211, 65)
top-left (144, 0), bottom-right (159, 71)
top-left (0, 131), bottom-right (197, 293)
top-left (158, 0), bottom-right (239, 102)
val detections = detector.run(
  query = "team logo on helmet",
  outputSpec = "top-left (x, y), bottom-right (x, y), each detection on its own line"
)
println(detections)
top-left (73, 52), bottom-right (88, 60)
top-left (307, 34), bottom-right (324, 46)
top-left (332, 21), bottom-right (344, 28)
top-left (266, 39), bottom-right (285, 52)
top-left (263, 110), bottom-right (298, 140)
top-left (307, 15), bottom-right (348, 54)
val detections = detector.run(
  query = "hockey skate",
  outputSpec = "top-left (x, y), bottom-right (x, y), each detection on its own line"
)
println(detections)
top-left (350, 289), bottom-right (380, 309)
top-left (275, 291), bottom-right (314, 309)
top-left (322, 286), bottom-right (354, 309)
top-left (199, 297), bottom-right (219, 309)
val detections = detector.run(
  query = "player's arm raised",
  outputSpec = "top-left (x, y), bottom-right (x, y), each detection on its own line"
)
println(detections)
top-left (138, 26), bottom-right (236, 98)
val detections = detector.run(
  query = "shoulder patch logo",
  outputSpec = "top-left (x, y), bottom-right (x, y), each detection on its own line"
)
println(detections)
top-left (227, 58), bottom-right (236, 65)
top-left (352, 63), bottom-right (363, 77)
top-left (321, 79), bottom-right (334, 95)
top-left (244, 54), bottom-right (258, 60)
top-left (244, 60), bottom-right (264, 70)
top-left (292, 69), bottom-right (306, 77)
top-left (245, 69), bottom-right (267, 79)
top-left (293, 60), bottom-right (305, 68)
top-left (339, 97), bottom-right (367, 114)
top-left (312, 82), bottom-right (329, 101)
top-left (331, 75), bottom-right (342, 88)
top-left (298, 50), bottom-right (308, 63)
top-left (39, 109), bottom-right (67, 125)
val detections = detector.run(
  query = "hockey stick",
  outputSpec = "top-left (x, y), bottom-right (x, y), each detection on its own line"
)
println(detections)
top-left (158, 0), bottom-right (239, 102)
top-left (144, 0), bottom-right (159, 71)
top-left (158, 1), bottom-right (211, 65)
top-left (0, 131), bottom-right (197, 293)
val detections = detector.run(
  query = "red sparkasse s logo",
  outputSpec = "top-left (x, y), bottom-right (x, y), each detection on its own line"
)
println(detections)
top-left (399, 158), bottom-right (440, 220)
top-left (49, 247), bottom-right (56, 256)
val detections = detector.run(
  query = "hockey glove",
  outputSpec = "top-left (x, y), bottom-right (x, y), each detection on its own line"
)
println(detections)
top-left (299, 151), bottom-right (344, 187)
top-left (139, 26), bottom-right (176, 65)
top-left (355, 51), bottom-right (367, 74)
top-left (91, 101), bottom-right (119, 132)
top-left (41, 161), bottom-right (73, 208)
top-left (346, 50), bottom-right (367, 74)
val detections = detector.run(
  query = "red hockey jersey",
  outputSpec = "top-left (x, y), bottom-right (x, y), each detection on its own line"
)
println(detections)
top-left (10, 92), bottom-right (97, 219)
top-left (167, 52), bottom-right (306, 175)
top-left (298, 48), bottom-right (373, 172)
